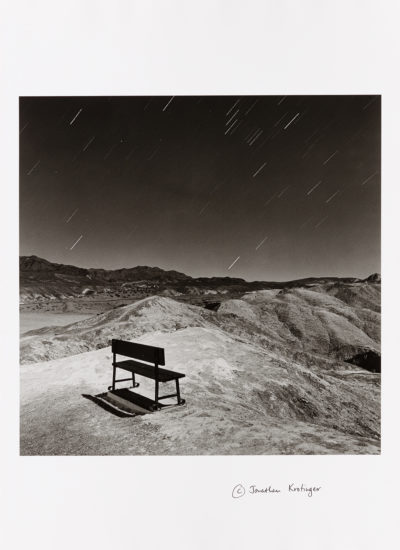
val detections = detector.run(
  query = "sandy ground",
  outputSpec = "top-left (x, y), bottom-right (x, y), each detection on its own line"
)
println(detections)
top-left (20, 326), bottom-right (380, 456)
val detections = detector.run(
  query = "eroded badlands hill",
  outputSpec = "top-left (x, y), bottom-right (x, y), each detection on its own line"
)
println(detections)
top-left (21, 282), bottom-right (381, 366)
top-left (20, 281), bottom-right (381, 455)
top-left (215, 284), bottom-right (380, 362)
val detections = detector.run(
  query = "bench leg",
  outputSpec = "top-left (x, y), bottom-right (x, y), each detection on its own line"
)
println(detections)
top-left (112, 364), bottom-right (116, 391)
top-left (155, 379), bottom-right (159, 409)
top-left (156, 380), bottom-right (185, 408)
top-left (131, 372), bottom-right (139, 388)
top-left (175, 379), bottom-right (185, 405)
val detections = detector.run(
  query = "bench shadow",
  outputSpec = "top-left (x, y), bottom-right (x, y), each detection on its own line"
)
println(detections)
top-left (82, 393), bottom-right (136, 418)
top-left (82, 389), bottom-right (166, 417)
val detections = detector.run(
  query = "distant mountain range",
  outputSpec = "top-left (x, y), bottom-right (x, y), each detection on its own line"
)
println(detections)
top-left (20, 255), bottom-right (190, 282)
top-left (20, 255), bottom-right (380, 306)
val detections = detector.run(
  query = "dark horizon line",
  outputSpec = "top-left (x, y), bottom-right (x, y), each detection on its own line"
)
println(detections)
top-left (19, 253), bottom-right (380, 284)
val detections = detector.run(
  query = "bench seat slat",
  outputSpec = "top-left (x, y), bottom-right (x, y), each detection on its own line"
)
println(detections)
top-left (115, 359), bottom-right (185, 382)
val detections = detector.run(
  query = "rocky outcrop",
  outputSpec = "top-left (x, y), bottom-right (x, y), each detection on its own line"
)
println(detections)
top-left (364, 273), bottom-right (381, 283)
top-left (346, 349), bottom-right (381, 373)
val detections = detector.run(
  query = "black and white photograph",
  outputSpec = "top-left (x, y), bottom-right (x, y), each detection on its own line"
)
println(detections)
top-left (2, 2), bottom-right (399, 549)
top-left (19, 94), bottom-right (381, 455)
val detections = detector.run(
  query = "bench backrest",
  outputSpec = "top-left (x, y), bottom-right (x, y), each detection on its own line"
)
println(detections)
top-left (112, 339), bottom-right (165, 365)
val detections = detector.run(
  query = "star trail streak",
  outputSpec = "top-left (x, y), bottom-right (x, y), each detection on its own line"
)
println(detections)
top-left (278, 186), bottom-right (289, 198)
top-left (225, 119), bottom-right (239, 135)
top-left (361, 171), bottom-right (378, 185)
top-left (27, 160), bottom-right (40, 175)
top-left (315, 216), bottom-right (328, 229)
top-left (326, 190), bottom-right (340, 203)
top-left (307, 181), bottom-right (322, 195)
top-left (66, 208), bottom-right (79, 223)
top-left (264, 194), bottom-right (275, 206)
top-left (274, 112), bottom-right (288, 127)
top-left (82, 136), bottom-right (95, 151)
top-left (283, 113), bottom-right (300, 130)
top-left (69, 108), bottom-right (82, 125)
top-left (199, 201), bottom-right (211, 215)
top-left (226, 110), bottom-right (239, 126)
top-left (244, 99), bottom-right (258, 115)
top-left (162, 97), bottom-right (175, 112)
top-left (323, 150), bottom-right (339, 165)
top-left (19, 122), bottom-right (29, 135)
top-left (227, 256), bottom-right (240, 270)
top-left (70, 235), bottom-right (83, 250)
top-left (253, 162), bottom-right (267, 177)
top-left (226, 100), bottom-right (240, 116)
top-left (255, 236), bottom-right (268, 250)
top-left (248, 129), bottom-right (263, 145)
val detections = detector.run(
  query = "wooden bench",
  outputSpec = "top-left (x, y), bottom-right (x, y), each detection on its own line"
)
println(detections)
top-left (108, 339), bottom-right (186, 410)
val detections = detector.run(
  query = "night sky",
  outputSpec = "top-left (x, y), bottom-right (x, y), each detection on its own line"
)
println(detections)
top-left (19, 96), bottom-right (380, 281)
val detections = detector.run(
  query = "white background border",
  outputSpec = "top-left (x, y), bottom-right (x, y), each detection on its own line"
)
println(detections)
top-left (1, 1), bottom-right (399, 548)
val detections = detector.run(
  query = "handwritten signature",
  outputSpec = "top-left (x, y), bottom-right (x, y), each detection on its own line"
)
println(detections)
top-left (232, 483), bottom-right (321, 498)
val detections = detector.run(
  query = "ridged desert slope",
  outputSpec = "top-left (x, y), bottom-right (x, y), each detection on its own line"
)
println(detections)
top-left (20, 327), bottom-right (380, 455)
top-left (216, 283), bottom-right (380, 361)
top-left (20, 283), bottom-right (380, 366)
